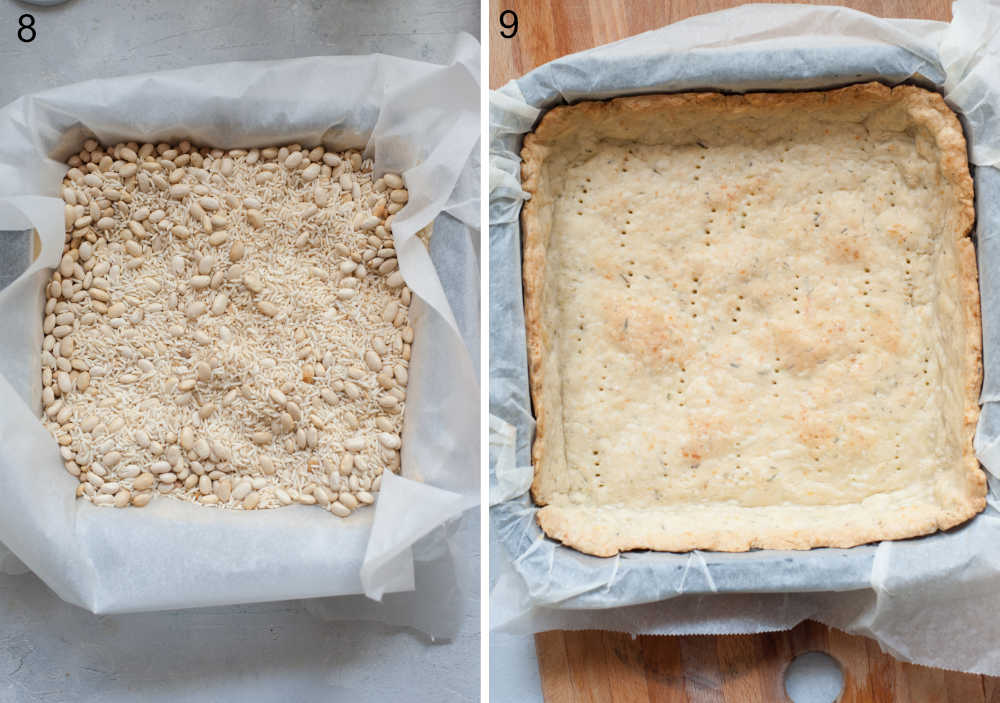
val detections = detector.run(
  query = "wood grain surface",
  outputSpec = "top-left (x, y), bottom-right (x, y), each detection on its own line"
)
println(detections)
top-left (489, 0), bottom-right (951, 87)
top-left (489, 0), bottom-right (998, 700)
top-left (535, 622), bottom-right (1000, 702)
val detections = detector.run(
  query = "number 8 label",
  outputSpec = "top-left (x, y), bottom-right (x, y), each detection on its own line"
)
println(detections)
top-left (18, 14), bottom-right (36, 43)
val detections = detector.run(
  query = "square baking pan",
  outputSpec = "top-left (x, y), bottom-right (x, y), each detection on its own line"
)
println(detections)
top-left (490, 41), bottom-right (1000, 609)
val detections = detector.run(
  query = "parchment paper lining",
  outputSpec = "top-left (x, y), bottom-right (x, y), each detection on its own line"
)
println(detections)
top-left (0, 41), bottom-right (480, 638)
top-left (490, 1), bottom-right (1000, 675)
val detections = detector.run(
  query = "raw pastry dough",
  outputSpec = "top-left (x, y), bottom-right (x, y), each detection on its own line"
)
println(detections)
top-left (521, 82), bottom-right (985, 556)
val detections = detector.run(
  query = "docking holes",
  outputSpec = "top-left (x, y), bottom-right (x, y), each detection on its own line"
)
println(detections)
top-left (677, 365), bottom-right (686, 407)
top-left (620, 204), bottom-right (633, 248)
top-left (576, 177), bottom-right (591, 217)
top-left (690, 276), bottom-right (699, 318)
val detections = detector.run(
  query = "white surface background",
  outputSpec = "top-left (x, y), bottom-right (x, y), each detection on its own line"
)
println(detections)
top-left (0, 1), bottom-right (480, 701)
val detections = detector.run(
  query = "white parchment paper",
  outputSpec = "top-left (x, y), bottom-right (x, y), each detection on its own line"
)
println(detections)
top-left (489, 0), bottom-right (1000, 675)
top-left (0, 37), bottom-right (480, 629)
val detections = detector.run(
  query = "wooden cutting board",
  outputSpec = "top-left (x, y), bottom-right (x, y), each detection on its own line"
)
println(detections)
top-left (489, 0), bottom-right (1000, 700)
top-left (535, 621), bottom-right (1000, 702)
top-left (489, 0), bottom-right (953, 88)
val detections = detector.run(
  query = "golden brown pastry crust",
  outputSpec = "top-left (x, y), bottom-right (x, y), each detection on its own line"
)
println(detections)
top-left (521, 82), bottom-right (985, 557)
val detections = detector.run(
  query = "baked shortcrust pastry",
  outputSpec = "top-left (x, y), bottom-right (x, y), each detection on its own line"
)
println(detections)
top-left (521, 82), bottom-right (985, 556)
